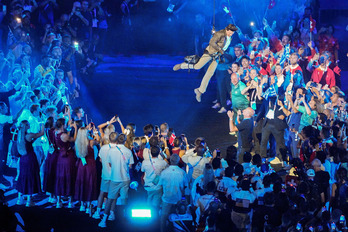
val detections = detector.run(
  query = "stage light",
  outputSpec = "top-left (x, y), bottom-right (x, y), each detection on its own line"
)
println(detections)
top-left (16, 17), bottom-right (22, 24)
top-left (250, 22), bottom-right (254, 26)
top-left (131, 209), bottom-right (152, 218)
top-left (167, 4), bottom-right (175, 13)
top-left (73, 41), bottom-right (79, 51)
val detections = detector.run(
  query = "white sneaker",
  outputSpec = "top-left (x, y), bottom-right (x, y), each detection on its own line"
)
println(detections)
top-left (86, 208), bottom-right (90, 214)
top-left (194, 88), bottom-right (202, 102)
top-left (92, 211), bottom-right (101, 219)
top-left (16, 197), bottom-right (24, 205)
top-left (108, 212), bottom-right (115, 221)
top-left (98, 221), bottom-right (107, 228)
top-left (226, 100), bottom-right (232, 105)
top-left (56, 201), bottom-right (63, 208)
top-left (212, 103), bottom-right (221, 109)
top-left (68, 202), bottom-right (74, 209)
top-left (80, 205), bottom-right (86, 211)
top-left (218, 107), bottom-right (227, 113)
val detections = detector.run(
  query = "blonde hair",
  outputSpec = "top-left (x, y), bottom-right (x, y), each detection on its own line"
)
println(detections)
top-left (102, 124), bottom-right (115, 145)
top-left (17, 120), bottom-right (29, 156)
top-left (75, 127), bottom-right (89, 159)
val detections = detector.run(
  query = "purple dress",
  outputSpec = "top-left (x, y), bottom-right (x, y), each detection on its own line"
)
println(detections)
top-left (74, 146), bottom-right (98, 201)
top-left (55, 132), bottom-right (76, 196)
top-left (43, 128), bottom-right (58, 193)
top-left (17, 137), bottom-right (41, 195)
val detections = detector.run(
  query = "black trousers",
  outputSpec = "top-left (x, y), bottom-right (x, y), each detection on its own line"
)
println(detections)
top-left (260, 122), bottom-right (286, 161)
top-left (216, 70), bottom-right (231, 109)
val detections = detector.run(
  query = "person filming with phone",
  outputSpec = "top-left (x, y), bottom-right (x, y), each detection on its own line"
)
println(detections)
top-left (227, 107), bottom-right (254, 163)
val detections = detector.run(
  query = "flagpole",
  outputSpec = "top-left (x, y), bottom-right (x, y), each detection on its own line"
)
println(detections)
top-left (263, 7), bottom-right (269, 20)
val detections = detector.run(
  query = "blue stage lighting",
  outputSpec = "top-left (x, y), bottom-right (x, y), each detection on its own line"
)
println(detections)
top-left (131, 209), bottom-right (152, 218)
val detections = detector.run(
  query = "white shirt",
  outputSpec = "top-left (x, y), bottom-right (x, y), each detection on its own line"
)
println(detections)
top-left (141, 157), bottom-right (168, 191)
top-left (217, 177), bottom-right (237, 193)
top-left (231, 190), bottom-right (256, 206)
top-left (158, 165), bottom-right (188, 204)
top-left (254, 186), bottom-right (273, 199)
top-left (142, 147), bottom-right (165, 160)
top-left (196, 194), bottom-right (215, 216)
top-left (223, 36), bottom-right (232, 51)
top-left (182, 151), bottom-right (211, 180)
top-left (0, 114), bottom-right (13, 124)
top-left (17, 111), bottom-right (43, 147)
top-left (98, 143), bottom-right (116, 180)
top-left (107, 144), bottom-right (134, 182)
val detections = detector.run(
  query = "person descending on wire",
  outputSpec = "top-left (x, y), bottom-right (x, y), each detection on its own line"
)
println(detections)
top-left (173, 24), bottom-right (238, 102)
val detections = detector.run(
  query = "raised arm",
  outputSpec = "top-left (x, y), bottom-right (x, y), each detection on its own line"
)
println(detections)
top-left (227, 111), bottom-right (238, 132)
top-left (98, 116), bottom-right (117, 138)
top-left (26, 124), bottom-right (45, 141)
top-left (116, 116), bottom-right (125, 133)
top-left (61, 122), bottom-right (77, 142)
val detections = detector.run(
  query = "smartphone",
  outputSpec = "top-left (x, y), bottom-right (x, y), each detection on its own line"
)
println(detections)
top-left (114, 114), bottom-right (118, 119)
top-left (340, 215), bottom-right (345, 223)
top-left (216, 149), bottom-right (221, 158)
top-left (73, 41), bottom-right (79, 51)
top-left (331, 222), bottom-right (336, 230)
top-left (322, 206), bottom-right (326, 212)
top-left (296, 222), bottom-right (301, 231)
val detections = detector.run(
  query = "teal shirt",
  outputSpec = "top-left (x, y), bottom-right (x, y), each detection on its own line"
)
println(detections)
top-left (231, 82), bottom-right (249, 110)
top-left (298, 105), bottom-right (318, 132)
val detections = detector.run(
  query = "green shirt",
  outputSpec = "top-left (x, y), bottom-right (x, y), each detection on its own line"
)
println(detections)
top-left (298, 105), bottom-right (318, 132)
top-left (231, 82), bottom-right (249, 110)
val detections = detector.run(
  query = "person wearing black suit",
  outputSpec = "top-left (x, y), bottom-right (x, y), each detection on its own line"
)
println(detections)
top-left (257, 96), bottom-right (288, 161)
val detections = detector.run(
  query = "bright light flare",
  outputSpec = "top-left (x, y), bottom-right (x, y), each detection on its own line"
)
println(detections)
top-left (131, 209), bottom-right (152, 218)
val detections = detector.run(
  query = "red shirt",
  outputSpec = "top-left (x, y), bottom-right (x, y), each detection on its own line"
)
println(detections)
top-left (311, 67), bottom-right (336, 88)
top-left (270, 35), bottom-right (283, 53)
top-left (290, 64), bottom-right (303, 75)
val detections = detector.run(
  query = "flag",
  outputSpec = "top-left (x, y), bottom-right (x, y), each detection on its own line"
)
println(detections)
top-left (222, 4), bottom-right (232, 18)
top-left (279, 44), bottom-right (290, 66)
top-left (310, 15), bottom-right (316, 32)
top-left (169, 133), bottom-right (176, 146)
top-left (268, 0), bottom-right (276, 9)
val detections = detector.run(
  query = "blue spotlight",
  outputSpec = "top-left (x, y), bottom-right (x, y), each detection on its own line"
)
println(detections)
top-left (131, 209), bottom-right (152, 218)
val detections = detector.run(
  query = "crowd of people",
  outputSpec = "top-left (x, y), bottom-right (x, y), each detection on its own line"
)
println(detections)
top-left (170, 2), bottom-right (347, 232)
top-left (0, 0), bottom-right (108, 185)
top-left (0, 0), bottom-right (348, 232)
